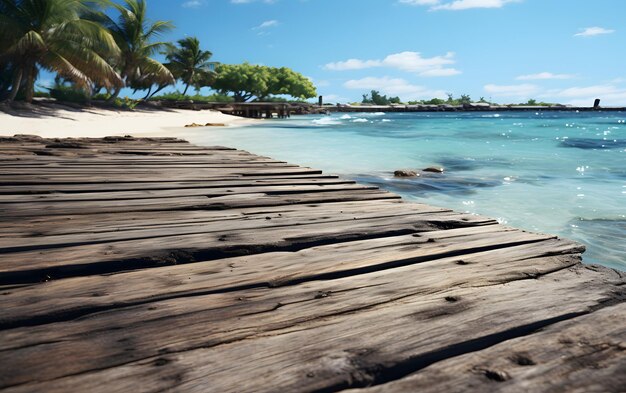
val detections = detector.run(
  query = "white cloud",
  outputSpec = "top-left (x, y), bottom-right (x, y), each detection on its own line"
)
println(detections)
top-left (344, 76), bottom-right (447, 100)
top-left (324, 51), bottom-right (460, 77)
top-left (253, 20), bottom-right (279, 34)
top-left (433, 0), bottom-right (519, 10)
top-left (400, 0), bottom-right (520, 11)
top-left (419, 68), bottom-right (461, 77)
top-left (484, 83), bottom-right (539, 97)
top-left (548, 85), bottom-right (620, 98)
top-left (232, 0), bottom-right (276, 3)
top-left (574, 27), bottom-right (615, 37)
top-left (480, 82), bottom-right (626, 106)
top-left (182, 0), bottom-right (203, 8)
top-left (382, 51), bottom-right (459, 75)
top-left (324, 59), bottom-right (382, 71)
top-left (254, 20), bottom-right (279, 29)
top-left (516, 72), bottom-right (575, 80)
top-left (399, 0), bottom-right (440, 5)
top-left (544, 85), bottom-right (626, 107)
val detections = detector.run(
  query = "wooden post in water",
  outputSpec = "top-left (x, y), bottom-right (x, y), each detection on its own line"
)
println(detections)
top-left (318, 95), bottom-right (323, 107)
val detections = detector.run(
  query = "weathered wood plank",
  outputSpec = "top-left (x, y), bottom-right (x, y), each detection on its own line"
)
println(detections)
top-left (0, 227), bottom-right (574, 328)
top-left (350, 302), bottom-right (626, 393)
top-left (0, 266), bottom-right (622, 392)
top-left (0, 189), bottom-right (401, 218)
top-left (0, 166), bottom-right (326, 181)
top-left (0, 202), bottom-right (449, 249)
top-left (0, 210), bottom-right (495, 283)
top-left (0, 177), bottom-right (353, 196)
top-left (0, 183), bottom-right (379, 204)
top-left (0, 199), bottom-right (420, 237)
top-left (0, 173), bottom-right (342, 188)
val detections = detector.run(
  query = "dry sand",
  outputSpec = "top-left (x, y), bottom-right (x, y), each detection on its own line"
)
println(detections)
top-left (0, 103), bottom-right (257, 138)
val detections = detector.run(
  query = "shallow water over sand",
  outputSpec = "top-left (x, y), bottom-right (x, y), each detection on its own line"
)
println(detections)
top-left (185, 111), bottom-right (626, 271)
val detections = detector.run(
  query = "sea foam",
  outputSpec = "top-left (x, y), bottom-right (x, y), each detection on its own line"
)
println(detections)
top-left (312, 117), bottom-right (341, 125)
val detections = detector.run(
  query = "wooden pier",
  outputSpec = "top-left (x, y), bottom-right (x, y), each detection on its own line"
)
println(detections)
top-left (157, 101), bottom-right (295, 118)
top-left (0, 135), bottom-right (624, 393)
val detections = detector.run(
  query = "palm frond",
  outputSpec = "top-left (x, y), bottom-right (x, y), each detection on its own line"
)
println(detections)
top-left (57, 19), bottom-right (121, 57)
top-left (145, 20), bottom-right (174, 38)
top-left (41, 51), bottom-right (91, 90)
top-left (6, 30), bottom-right (46, 56)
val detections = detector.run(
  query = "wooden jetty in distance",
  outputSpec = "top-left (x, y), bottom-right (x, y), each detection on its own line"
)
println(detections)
top-left (0, 135), bottom-right (624, 393)
top-left (157, 101), bottom-right (300, 118)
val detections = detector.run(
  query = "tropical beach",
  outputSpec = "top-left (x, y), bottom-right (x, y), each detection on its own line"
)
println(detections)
top-left (1, 0), bottom-right (625, 392)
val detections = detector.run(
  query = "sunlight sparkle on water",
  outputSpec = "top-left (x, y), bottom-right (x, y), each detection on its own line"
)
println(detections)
top-left (186, 111), bottom-right (626, 271)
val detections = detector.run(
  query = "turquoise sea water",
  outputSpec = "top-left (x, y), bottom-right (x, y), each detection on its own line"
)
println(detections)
top-left (182, 111), bottom-right (626, 271)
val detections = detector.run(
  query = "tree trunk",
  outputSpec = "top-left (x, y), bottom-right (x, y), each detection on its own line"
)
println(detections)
top-left (6, 68), bottom-right (23, 102)
top-left (182, 83), bottom-right (190, 96)
top-left (148, 85), bottom-right (167, 100)
top-left (24, 64), bottom-right (36, 103)
top-left (107, 86), bottom-right (122, 103)
top-left (143, 86), bottom-right (152, 100)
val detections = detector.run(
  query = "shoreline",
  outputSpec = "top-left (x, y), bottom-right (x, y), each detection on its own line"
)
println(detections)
top-left (328, 105), bottom-right (626, 113)
top-left (0, 102), bottom-right (258, 138)
top-left (153, 99), bottom-right (626, 115)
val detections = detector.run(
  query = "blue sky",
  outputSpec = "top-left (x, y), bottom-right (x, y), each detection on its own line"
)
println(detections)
top-left (48, 0), bottom-right (626, 105)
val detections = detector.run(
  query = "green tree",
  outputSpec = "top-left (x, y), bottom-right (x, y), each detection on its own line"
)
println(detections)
top-left (361, 90), bottom-right (399, 105)
top-left (165, 36), bottom-right (213, 95)
top-left (98, 0), bottom-right (174, 99)
top-left (423, 98), bottom-right (445, 105)
top-left (458, 94), bottom-right (472, 105)
top-left (0, 0), bottom-right (122, 102)
top-left (262, 67), bottom-right (315, 101)
top-left (211, 63), bottom-right (316, 102)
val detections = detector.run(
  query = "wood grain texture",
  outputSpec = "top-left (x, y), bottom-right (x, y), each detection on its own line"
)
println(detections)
top-left (0, 136), bottom-right (623, 393)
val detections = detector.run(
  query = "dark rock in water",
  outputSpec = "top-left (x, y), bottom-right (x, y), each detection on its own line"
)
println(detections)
top-left (436, 156), bottom-right (511, 172)
top-left (103, 136), bottom-right (136, 142)
top-left (559, 138), bottom-right (626, 150)
top-left (394, 169), bottom-right (419, 177)
top-left (45, 141), bottom-right (86, 149)
top-left (423, 166), bottom-right (444, 173)
top-left (11, 135), bottom-right (45, 143)
top-left (357, 173), bottom-right (501, 197)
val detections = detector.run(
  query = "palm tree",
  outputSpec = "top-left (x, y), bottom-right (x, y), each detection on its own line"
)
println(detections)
top-left (165, 37), bottom-right (213, 96)
top-left (98, 0), bottom-right (175, 99)
top-left (0, 0), bottom-right (123, 103)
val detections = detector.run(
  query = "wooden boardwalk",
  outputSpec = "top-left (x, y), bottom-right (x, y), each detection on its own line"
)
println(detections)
top-left (0, 135), bottom-right (624, 393)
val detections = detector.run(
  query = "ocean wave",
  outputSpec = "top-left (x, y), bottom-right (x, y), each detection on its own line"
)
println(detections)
top-left (339, 114), bottom-right (352, 120)
top-left (352, 118), bottom-right (369, 123)
top-left (311, 117), bottom-right (341, 126)
top-left (560, 138), bottom-right (626, 150)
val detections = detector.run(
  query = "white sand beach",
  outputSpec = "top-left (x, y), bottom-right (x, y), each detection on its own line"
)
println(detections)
top-left (0, 104), bottom-right (257, 138)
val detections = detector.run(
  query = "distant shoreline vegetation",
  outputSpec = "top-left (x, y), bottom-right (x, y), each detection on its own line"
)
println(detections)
top-left (356, 90), bottom-right (557, 107)
top-left (0, 0), bottom-right (317, 107)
